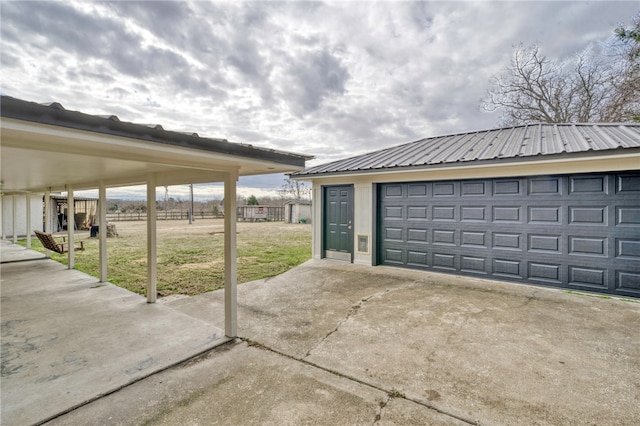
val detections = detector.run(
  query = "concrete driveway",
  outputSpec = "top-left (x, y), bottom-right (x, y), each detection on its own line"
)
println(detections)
top-left (44, 259), bottom-right (640, 425)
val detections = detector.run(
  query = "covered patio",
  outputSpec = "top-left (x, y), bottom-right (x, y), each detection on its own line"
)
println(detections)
top-left (0, 96), bottom-right (309, 424)
top-left (1, 242), bottom-right (229, 425)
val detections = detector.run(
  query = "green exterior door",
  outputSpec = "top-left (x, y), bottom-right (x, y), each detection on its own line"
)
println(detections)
top-left (323, 185), bottom-right (354, 261)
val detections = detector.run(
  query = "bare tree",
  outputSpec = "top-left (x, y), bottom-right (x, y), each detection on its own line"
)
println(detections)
top-left (280, 178), bottom-right (311, 202)
top-left (482, 21), bottom-right (639, 125)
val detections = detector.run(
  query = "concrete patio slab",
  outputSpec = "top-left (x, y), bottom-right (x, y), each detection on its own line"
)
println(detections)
top-left (0, 239), bottom-right (46, 263)
top-left (48, 340), bottom-right (469, 426)
top-left (4, 250), bottom-right (639, 425)
top-left (163, 260), bottom-right (640, 425)
top-left (0, 244), bottom-right (227, 426)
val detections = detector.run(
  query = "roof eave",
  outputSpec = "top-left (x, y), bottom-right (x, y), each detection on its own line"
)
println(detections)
top-left (1, 96), bottom-right (312, 167)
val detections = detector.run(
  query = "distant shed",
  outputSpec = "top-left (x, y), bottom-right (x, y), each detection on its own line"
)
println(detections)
top-left (285, 201), bottom-right (312, 224)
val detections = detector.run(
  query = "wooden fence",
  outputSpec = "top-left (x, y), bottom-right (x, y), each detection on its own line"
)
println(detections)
top-left (237, 206), bottom-right (284, 222)
top-left (106, 206), bottom-right (285, 222)
top-left (106, 211), bottom-right (222, 221)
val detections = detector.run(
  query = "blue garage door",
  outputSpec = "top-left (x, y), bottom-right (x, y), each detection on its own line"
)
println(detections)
top-left (378, 172), bottom-right (640, 297)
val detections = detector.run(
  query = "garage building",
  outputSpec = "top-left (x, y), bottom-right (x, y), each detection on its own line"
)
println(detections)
top-left (293, 124), bottom-right (640, 298)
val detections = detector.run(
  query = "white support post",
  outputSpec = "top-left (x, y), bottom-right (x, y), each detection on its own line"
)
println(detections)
top-left (312, 185), bottom-right (322, 260)
top-left (44, 189), bottom-right (51, 257)
top-left (224, 170), bottom-right (238, 337)
top-left (146, 174), bottom-right (157, 303)
top-left (99, 182), bottom-right (107, 282)
top-left (67, 186), bottom-right (75, 269)
top-left (26, 193), bottom-right (32, 248)
top-left (12, 194), bottom-right (17, 244)
top-left (0, 195), bottom-right (5, 240)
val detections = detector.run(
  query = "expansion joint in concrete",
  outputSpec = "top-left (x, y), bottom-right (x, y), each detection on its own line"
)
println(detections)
top-left (33, 337), bottom-right (237, 426)
top-left (240, 337), bottom-right (480, 426)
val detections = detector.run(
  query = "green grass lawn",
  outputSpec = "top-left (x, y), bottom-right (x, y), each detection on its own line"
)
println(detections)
top-left (20, 220), bottom-right (312, 297)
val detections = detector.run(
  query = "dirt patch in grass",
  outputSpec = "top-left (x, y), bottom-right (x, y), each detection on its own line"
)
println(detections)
top-left (23, 219), bottom-right (311, 297)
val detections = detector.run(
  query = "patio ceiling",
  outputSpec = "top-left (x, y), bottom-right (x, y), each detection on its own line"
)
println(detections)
top-left (1, 96), bottom-right (309, 194)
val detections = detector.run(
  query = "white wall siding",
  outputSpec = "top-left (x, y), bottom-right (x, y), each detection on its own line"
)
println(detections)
top-left (1, 194), bottom-right (43, 237)
top-left (353, 182), bottom-right (373, 265)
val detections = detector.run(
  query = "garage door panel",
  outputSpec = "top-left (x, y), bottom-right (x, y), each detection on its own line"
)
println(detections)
top-left (384, 205), bottom-right (403, 219)
top-left (617, 238), bottom-right (640, 259)
top-left (493, 206), bottom-right (522, 223)
top-left (461, 181), bottom-right (487, 196)
top-left (528, 261), bottom-right (563, 284)
top-left (568, 266), bottom-right (608, 289)
top-left (570, 175), bottom-right (608, 194)
top-left (569, 206), bottom-right (608, 225)
top-left (461, 255), bottom-right (488, 275)
top-left (461, 231), bottom-right (487, 248)
top-left (492, 232), bottom-right (523, 251)
top-left (528, 206), bottom-right (562, 224)
top-left (378, 172), bottom-right (640, 297)
top-left (433, 206), bottom-right (456, 221)
top-left (461, 206), bottom-right (487, 222)
top-left (383, 227), bottom-right (403, 241)
top-left (568, 236), bottom-right (608, 257)
top-left (494, 179), bottom-right (522, 195)
top-left (407, 250), bottom-right (428, 267)
top-left (617, 271), bottom-right (640, 295)
top-left (407, 228), bottom-right (428, 243)
top-left (493, 258), bottom-right (523, 279)
top-left (433, 182), bottom-right (456, 196)
top-left (407, 206), bottom-right (428, 219)
top-left (384, 185), bottom-right (403, 197)
top-left (616, 173), bottom-right (640, 193)
top-left (433, 229), bottom-right (456, 245)
top-left (528, 234), bottom-right (562, 254)
top-left (433, 253), bottom-right (456, 270)
top-left (382, 247), bottom-right (404, 264)
top-left (616, 206), bottom-right (640, 225)
top-left (407, 183), bottom-right (428, 197)
top-left (529, 177), bottom-right (562, 195)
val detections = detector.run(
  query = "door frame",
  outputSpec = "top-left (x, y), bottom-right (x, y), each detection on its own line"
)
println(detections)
top-left (322, 184), bottom-right (354, 262)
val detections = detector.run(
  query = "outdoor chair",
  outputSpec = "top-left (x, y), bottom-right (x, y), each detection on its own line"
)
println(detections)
top-left (34, 230), bottom-right (85, 254)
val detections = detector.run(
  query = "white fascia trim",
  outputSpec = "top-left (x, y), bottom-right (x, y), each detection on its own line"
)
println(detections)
top-left (1, 119), bottom-right (303, 172)
top-left (299, 152), bottom-right (640, 183)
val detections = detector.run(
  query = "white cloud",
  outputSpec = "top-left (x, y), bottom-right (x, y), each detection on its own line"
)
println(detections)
top-left (2, 1), bottom-right (637, 197)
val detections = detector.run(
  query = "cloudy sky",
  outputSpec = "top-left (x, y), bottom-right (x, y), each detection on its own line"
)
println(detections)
top-left (1, 1), bottom-right (637, 200)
